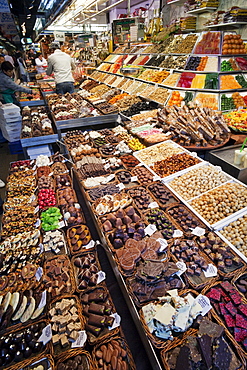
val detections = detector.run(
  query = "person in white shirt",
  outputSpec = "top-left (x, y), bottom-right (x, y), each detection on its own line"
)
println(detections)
top-left (3, 51), bottom-right (14, 66)
top-left (46, 42), bottom-right (75, 94)
top-left (35, 53), bottom-right (47, 74)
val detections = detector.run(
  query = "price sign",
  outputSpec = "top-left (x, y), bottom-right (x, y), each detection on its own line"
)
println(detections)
top-left (38, 324), bottom-right (52, 345)
top-left (145, 224), bottom-right (157, 236)
top-left (71, 331), bottom-right (87, 348)
top-left (195, 294), bottom-right (212, 316)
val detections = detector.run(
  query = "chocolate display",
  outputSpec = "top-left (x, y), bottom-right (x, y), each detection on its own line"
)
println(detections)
top-left (43, 229), bottom-right (67, 254)
top-left (145, 208), bottom-right (176, 239)
top-left (1, 206), bottom-right (38, 237)
top-left (100, 206), bottom-right (141, 232)
top-left (94, 193), bottom-right (132, 215)
top-left (75, 156), bottom-right (108, 179)
top-left (116, 170), bottom-right (137, 186)
top-left (165, 318), bottom-right (243, 370)
top-left (87, 184), bottom-right (120, 202)
top-left (0, 322), bottom-right (46, 368)
top-left (205, 281), bottom-right (247, 353)
top-left (43, 255), bottom-right (73, 298)
top-left (57, 188), bottom-right (77, 208)
top-left (120, 154), bottom-right (140, 169)
top-left (128, 186), bottom-right (155, 212)
top-left (55, 174), bottom-right (71, 189)
top-left (108, 220), bottom-right (146, 249)
top-left (131, 167), bottom-right (154, 185)
top-left (50, 297), bottom-right (83, 351)
top-left (127, 260), bottom-right (183, 305)
top-left (57, 353), bottom-right (91, 370)
top-left (196, 231), bottom-right (243, 275)
top-left (81, 287), bottom-right (116, 342)
top-left (148, 182), bottom-right (178, 208)
top-left (51, 162), bottom-right (68, 175)
top-left (38, 175), bottom-right (55, 190)
top-left (67, 225), bottom-right (92, 253)
top-left (37, 166), bottom-right (51, 178)
top-left (73, 252), bottom-right (100, 291)
top-left (94, 337), bottom-right (133, 369)
top-left (168, 205), bottom-right (204, 236)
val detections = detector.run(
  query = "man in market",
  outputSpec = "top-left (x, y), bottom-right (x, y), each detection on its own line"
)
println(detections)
top-left (46, 41), bottom-right (75, 94)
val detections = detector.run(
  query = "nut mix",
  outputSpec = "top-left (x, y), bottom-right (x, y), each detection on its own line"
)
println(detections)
top-left (136, 142), bottom-right (183, 165)
top-left (168, 165), bottom-right (230, 200)
top-left (151, 153), bottom-right (200, 178)
top-left (220, 214), bottom-right (247, 258)
top-left (190, 182), bottom-right (247, 224)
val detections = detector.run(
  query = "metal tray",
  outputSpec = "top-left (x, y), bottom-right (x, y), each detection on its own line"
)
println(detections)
top-left (208, 144), bottom-right (247, 184)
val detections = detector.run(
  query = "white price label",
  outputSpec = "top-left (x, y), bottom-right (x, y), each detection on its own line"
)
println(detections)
top-left (173, 230), bottom-right (183, 238)
top-left (109, 313), bottom-right (121, 330)
top-left (85, 240), bottom-right (95, 249)
top-left (106, 174), bottom-right (115, 182)
top-left (137, 162), bottom-right (143, 167)
top-left (32, 164), bottom-right (37, 171)
top-left (131, 176), bottom-right (138, 182)
top-left (115, 150), bottom-right (120, 155)
top-left (116, 183), bottom-right (125, 191)
top-left (175, 261), bottom-right (187, 276)
top-left (145, 224), bottom-right (157, 236)
top-left (104, 163), bottom-right (111, 170)
top-left (191, 227), bottom-right (206, 236)
top-left (35, 219), bottom-right (41, 228)
top-left (38, 290), bottom-right (47, 309)
top-left (59, 221), bottom-right (65, 228)
top-left (157, 238), bottom-right (168, 252)
top-left (117, 115), bottom-right (122, 124)
top-left (39, 243), bottom-right (44, 253)
top-left (97, 270), bottom-right (106, 284)
top-left (30, 160), bottom-right (35, 165)
top-left (153, 175), bottom-right (161, 181)
top-left (71, 330), bottom-right (87, 348)
top-left (48, 172), bottom-right (54, 177)
top-left (214, 165), bottom-right (222, 172)
top-left (165, 131), bottom-right (172, 137)
top-left (38, 324), bottom-right (52, 345)
top-left (35, 267), bottom-right (43, 281)
top-left (203, 264), bottom-right (218, 278)
top-left (34, 206), bottom-right (39, 214)
top-left (195, 294), bottom-right (212, 316)
top-left (148, 202), bottom-right (159, 209)
top-left (29, 194), bottom-right (36, 203)
top-left (191, 152), bottom-right (198, 158)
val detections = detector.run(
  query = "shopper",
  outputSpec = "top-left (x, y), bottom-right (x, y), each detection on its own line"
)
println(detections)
top-left (0, 61), bottom-right (33, 105)
top-left (16, 52), bottom-right (29, 82)
top-left (47, 41), bottom-right (75, 94)
top-left (3, 51), bottom-right (14, 66)
top-left (35, 53), bottom-right (47, 74)
top-left (0, 54), bottom-right (4, 65)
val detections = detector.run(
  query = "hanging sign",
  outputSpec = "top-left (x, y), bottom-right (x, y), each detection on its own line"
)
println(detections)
top-left (53, 31), bottom-right (65, 42)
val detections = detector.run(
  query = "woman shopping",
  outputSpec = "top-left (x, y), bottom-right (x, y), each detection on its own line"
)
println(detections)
top-left (0, 61), bottom-right (33, 105)
top-left (35, 53), bottom-right (47, 74)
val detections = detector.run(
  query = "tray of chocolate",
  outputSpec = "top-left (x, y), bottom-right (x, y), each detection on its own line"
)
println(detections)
top-left (67, 225), bottom-right (92, 255)
top-left (3, 194), bottom-right (37, 212)
top-left (91, 136), bottom-right (108, 148)
top-left (94, 101), bottom-right (118, 115)
top-left (127, 186), bottom-right (156, 214)
top-left (202, 281), bottom-right (247, 355)
top-left (139, 289), bottom-right (204, 350)
top-left (36, 166), bottom-right (51, 179)
top-left (1, 205), bottom-right (39, 238)
top-left (167, 204), bottom-right (207, 238)
top-left (92, 334), bottom-right (136, 370)
top-left (92, 193), bottom-right (132, 216)
top-left (106, 134), bottom-right (121, 144)
top-left (129, 166), bottom-right (154, 186)
top-left (147, 182), bottom-right (180, 209)
top-left (21, 106), bottom-right (54, 138)
top-left (38, 175), bottom-right (55, 191)
top-left (7, 168), bottom-right (35, 181)
top-left (62, 203), bottom-right (86, 228)
top-left (74, 156), bottom-right (108, 181)
top-left (56, 188), bottom-right (78, 209)
top-left (9, 160), bottom-right (34, 174)
top-left (55, 349), bottom-right (94, 370)
top-left (42, 229), bottom-right (68, 257)
top-left (0, 283), bottom-right (48, 334)
top-left (126, 260), bottom-right (185, 307)
top-left (55, 174), bottom-right (72, 189)
top-left (99, 144), bottom-right (119, 158)
top-left (6, 176), bottom-right (36, 198)
top-left (82, 173), bottom-right (117, 190)
top-left (196, 231), bottom-right (246, 278)
top-left (115, 170), bottom-right (139, 188)
top-left (80, 286), bottom-right (120, 345)
top-left (63, 130), bottom-right (90, 151)
top-left (72, 252), bottom-right (103, 293)
top-left (170, 238), bottom-right (219, 290)
top-left (22, 354), bottom-right (54, 370)
top-left (161, 317), bottom-right (246, 370)
top-left (113, 231), bottom-right (169, 277)
top-left (0, 320), bottom-right (49, 370)
top-left (99, 205), bottom-right (142, 234)
top-left (233, 272), bottom-right (247, 300)
top-left (86, 183), bottom-right (121, 203)
top-left (144, 208), bottom-right (180, 240)
top-left (51, 162), bottom-right (68, 176)
top-left (120, 154), bottom-right (140, 170)
top-left (69, 144), bottom-right (98, 163)
top-left (49, 295), bottom-right (86, 356)
top-left (43, 255), bottom-right (75, 299)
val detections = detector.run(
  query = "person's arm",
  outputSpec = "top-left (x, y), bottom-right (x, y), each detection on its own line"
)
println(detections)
top-left (2, 75), bottom-right (32, 94)
top-left (46, 59), bottom-right (53, 75)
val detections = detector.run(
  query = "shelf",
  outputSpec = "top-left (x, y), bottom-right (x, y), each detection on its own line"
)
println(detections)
top-left (206, 22), bottom-right (247, 28)
top-left (186, 7), bottom-right (217, 15)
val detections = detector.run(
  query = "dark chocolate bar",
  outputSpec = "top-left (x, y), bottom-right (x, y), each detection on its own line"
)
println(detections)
top-left (88, 314), bottom-right (106, 327)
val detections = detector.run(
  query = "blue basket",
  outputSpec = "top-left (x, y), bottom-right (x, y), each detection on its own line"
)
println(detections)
top-left (8, 140), bottom-right (23, 155)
